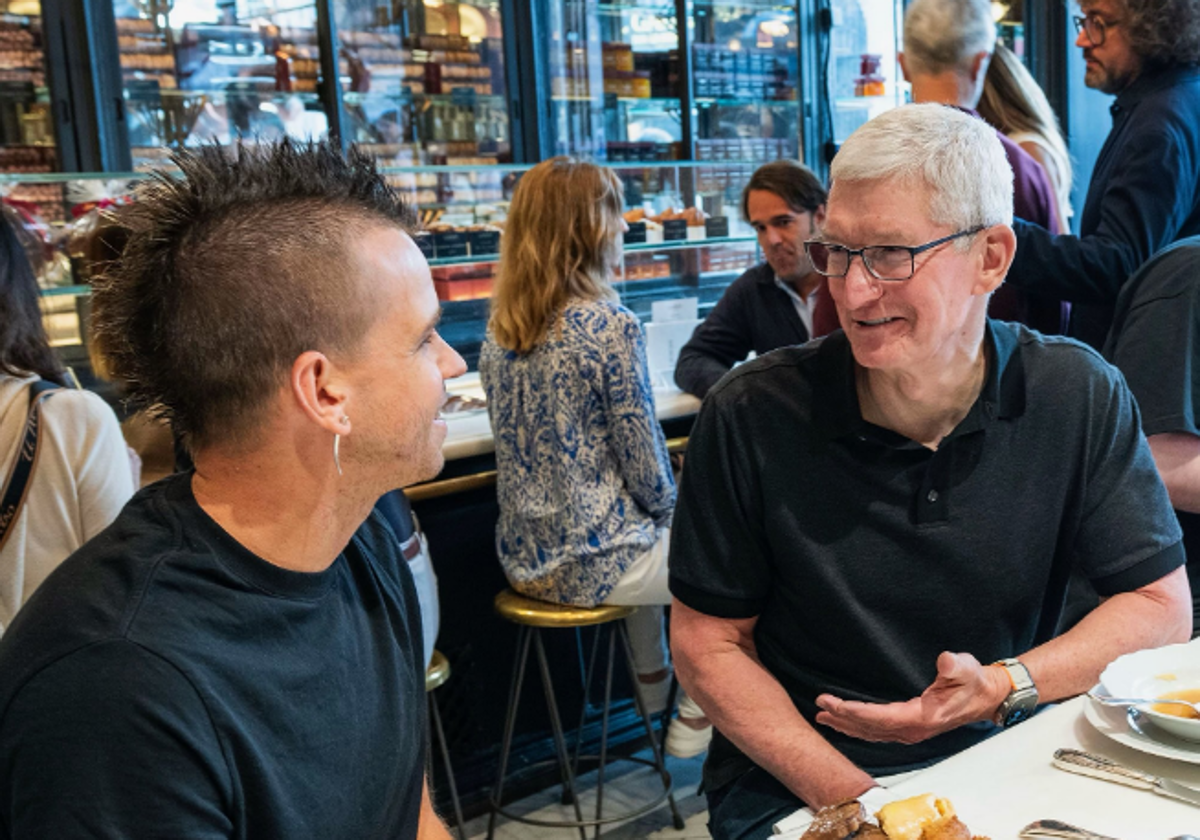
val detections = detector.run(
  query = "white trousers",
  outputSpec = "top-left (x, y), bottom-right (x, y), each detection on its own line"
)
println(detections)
top-left (602, 528), bottom-right (671, 676)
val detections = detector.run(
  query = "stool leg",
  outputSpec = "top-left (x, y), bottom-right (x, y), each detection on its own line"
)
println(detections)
top-left (593, 624), bottom-right (618, 839)
top-left (429, 691), bottom-right (467, 840)
top-left (568, 624), bottom-right (603, 793)
top-left (617, 621), bottom-right (686, 831)
top-left (533, 629), bottom-right (588, 840)
top-left (487, 625), bottom-right (533, 840)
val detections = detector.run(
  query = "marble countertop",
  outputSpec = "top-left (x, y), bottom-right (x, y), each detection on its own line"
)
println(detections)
top-left (441, 372), bottom-right (701, 462)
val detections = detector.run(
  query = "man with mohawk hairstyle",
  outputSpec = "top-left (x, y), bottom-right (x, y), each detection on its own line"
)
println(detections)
top-left (0, 140), bottom-right (465, 838)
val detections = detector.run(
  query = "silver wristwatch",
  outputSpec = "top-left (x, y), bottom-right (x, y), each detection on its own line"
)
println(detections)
top-left (992, 658), bottom-right (1038, 727)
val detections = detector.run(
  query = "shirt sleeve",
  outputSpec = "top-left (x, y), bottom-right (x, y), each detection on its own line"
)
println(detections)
top-left (0, 640), bottom-right (234, 838)
top-left (674, 277), bottom-right (755, 399)
top-left (1108, 251), bottom-right (1200, 438)
top-left (605, 308), bottom-right (676, 526)
top-left (1074, 361), bottom-right (1185, 596)
top-left (46, 390), bottom-right (137, 542)
top-left (668, 382), bottom-right (773, 618)
top-left (1010, 126), bottom-right (1196, 305)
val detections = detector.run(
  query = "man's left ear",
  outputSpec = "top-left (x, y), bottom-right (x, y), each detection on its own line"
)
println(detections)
top-left (973, 224), bottom-right (1016, 295)
top-left (970, 51), bottom-right (991, 85)
top-left (813, 204), bottom-right (827, 228)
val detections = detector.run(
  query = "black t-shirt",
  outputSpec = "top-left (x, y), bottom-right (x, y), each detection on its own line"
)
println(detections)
top-left (670, 321), bottom-right (1183, 791)
top-left (1105, 235), bottom-right (1200, 600)
top-left (0, 472), bottom-right (426, 839)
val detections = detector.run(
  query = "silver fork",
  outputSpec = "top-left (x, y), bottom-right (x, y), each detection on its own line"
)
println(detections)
top-left (1086, 689), bottom-right (1200, 716)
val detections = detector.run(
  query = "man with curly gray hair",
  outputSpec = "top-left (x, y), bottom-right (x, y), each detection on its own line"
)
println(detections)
top-left (1007, 0), bottom-right (1200, 350)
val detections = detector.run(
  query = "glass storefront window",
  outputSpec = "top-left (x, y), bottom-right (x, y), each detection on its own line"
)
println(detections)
top-left (828, 0), bottom-right (905, 144)
top-left (116, 0), bottom-right (332, 169)
top-left (0, 0), bottom-right (56, 174)
top-left (693, 0), bottom-right (800, 163)
top-left (337, 0), bottom-right (511, 167)
top-left (545, 0), bottom-right (681, 161)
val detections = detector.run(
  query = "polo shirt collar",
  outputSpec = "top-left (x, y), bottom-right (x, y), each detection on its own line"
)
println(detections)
top-left (813, 320), bottom-right (1026, 443)
top-left (1111, 65), bottom-right (1200, 117)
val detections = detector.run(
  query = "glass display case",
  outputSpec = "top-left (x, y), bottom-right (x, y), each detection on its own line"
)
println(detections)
top-left (827, 0), bottom-right (906, 145)
top-left (113, 0), bottom-right (334, 169)
top-left (693, 0), bottom-right (800, 162)
top-left (544, 0), bottom-right (682, 161)
top-left (0, 0), bottom-right (56, 174)
top-left (335, 0), bottom-right (511, 166)
top-left (15, 161), bottom-right (760, 378)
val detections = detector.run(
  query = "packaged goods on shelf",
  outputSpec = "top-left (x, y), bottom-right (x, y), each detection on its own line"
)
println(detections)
top-left (0, 145), bottom-right (54, 174)
top-left (115, 17), bottom-right (157, 34)
top-left (700, 244), bottom-right (757, 274)
top-left (692, 44), bottom-right (793, 101)
top-left (601, 42), bottom-right (634, 72)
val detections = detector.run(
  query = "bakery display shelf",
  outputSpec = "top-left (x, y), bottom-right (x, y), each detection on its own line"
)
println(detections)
top-left (563, 0), bottom-right (676, 15)
top-left (552, 95), bottom-right (680, 106)
top-left (425, 234), bottom-right (757, 267)
top-left (38, 284), bottom-right (88, 298)
top-left (695, 97), bottom-right (799, 107)
top-left (343, 91), bottom-right (506, 107)
top-left (694, 0), bottom-right (796, 8)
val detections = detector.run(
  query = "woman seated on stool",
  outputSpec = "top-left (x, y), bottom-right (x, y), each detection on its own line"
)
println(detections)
top-left (480, 157), bottom-right (711, 759)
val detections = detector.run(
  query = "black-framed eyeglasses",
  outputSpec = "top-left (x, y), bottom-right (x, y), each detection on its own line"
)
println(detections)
top-left (804, 227), bottom-right (985, 282)
top-left (1073, 13), bottom-right (1121, 46)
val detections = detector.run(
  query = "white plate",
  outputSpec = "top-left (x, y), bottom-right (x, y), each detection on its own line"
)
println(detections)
top-left (1083, 693), bottom-right (1200, 764)
top-left (1100, 643), bottom-right (1200, 741)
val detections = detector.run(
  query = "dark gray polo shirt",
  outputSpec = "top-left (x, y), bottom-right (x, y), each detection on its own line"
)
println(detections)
top-left (670, 320), bottom-right (1183, 791)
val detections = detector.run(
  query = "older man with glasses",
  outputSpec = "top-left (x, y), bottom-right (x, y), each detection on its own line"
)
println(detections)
top-left (666, 104), bottom-right (1192, 840)
top-left (1004, 0), bottom-right (1200, 351)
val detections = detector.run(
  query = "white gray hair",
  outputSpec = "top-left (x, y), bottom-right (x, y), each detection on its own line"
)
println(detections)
top-left (830, 103), bottom-right (1013, 230)
top-left (904, 0), bottom-right (997, 76)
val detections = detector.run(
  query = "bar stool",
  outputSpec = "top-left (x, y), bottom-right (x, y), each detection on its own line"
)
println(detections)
top-left (427, 650), bottom-right (466, 840)
top-left (487, 589), bottom-right (684, 840)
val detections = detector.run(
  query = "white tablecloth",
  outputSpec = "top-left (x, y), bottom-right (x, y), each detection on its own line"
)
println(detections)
top-left (773, 694), bottom-right (1200, 839)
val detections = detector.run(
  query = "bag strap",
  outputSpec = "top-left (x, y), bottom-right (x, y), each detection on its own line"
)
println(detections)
top-left (0, 380), bottom-right (62, 554)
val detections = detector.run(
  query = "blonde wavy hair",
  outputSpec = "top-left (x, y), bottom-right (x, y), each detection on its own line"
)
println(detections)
top-left (489, 157), bottom-right (624, 353)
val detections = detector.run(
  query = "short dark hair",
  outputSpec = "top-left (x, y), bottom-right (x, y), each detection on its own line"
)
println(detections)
top-left (0, 207), bottom-right (64, 385)
top-left (740, 160), bottom-right (828, 222)
top-left (92, 139), bottom-right (418, 453)
top-left (1116, 0), bottom-right (1200, 67)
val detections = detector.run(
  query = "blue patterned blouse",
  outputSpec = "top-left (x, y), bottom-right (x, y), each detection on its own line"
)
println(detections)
top-left (479, 298), bottom-right (676, 607)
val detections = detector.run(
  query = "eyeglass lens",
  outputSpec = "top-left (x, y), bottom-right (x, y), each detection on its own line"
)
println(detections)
top-left (807, 243), bottom-right (914, 280)
top-left (1074, 14), bottom-right (1106, 45)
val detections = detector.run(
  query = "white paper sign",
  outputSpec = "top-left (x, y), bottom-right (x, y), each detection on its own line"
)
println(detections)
top-left (651, 297), bottom-right (698, 324)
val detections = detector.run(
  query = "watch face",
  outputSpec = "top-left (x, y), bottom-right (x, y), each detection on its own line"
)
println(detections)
top-left (1005, 705), bottom-right (1034, 726)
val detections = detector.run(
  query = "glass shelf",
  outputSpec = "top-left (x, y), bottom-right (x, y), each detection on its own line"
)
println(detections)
top-left (38, 285), bottom-right (89, 298)
top-left (425, 234), bottom-right (757, 267)
top-left (344, 92), bottom-right (508, 107)
top-left (695, 97), bottom-right (799, 107)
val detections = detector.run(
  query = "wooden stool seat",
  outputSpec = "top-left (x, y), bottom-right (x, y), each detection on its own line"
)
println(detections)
top-left (493, 590), bottom-right (634, 628)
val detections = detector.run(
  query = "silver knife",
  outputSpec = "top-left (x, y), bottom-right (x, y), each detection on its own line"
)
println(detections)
top-left (1052, 748), bottom-right (1200, 807)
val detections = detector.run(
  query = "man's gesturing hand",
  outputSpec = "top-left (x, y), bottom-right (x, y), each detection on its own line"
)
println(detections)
top-left (813, 651), bottom-right (1012, 744)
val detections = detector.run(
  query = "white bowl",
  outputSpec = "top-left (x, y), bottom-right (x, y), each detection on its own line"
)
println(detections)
top-left (1100, 643), bottom-right (1200, 742)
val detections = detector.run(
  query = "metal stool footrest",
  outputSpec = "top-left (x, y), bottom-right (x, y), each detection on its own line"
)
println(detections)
top-left (489, 755), bottom-right (673, 829)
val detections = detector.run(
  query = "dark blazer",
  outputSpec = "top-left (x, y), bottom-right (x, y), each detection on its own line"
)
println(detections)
top-left (675, 263), bottom-right (826, 398)
top-left (1010, 66), bottom-right (1200, 349)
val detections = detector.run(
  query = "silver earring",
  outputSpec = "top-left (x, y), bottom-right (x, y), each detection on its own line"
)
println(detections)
top-left (333, 433), bottom-right (343, 476)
